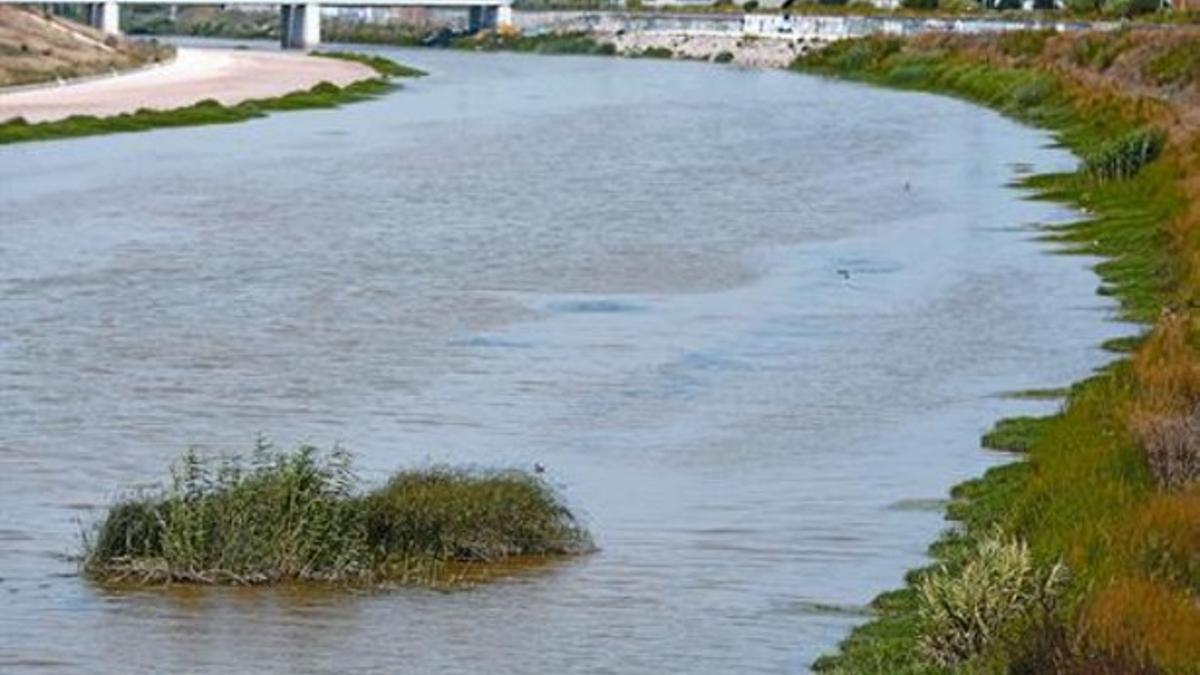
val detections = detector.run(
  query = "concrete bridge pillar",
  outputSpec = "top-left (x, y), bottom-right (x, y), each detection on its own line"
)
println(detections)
top-left (85, 1), bottom-right (120, 36)
top-left (468, 4), bottom-right (512, 32)
top-left (280, 2), bottom-right (321, 50)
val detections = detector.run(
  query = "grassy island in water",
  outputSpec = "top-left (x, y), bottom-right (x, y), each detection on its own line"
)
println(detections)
top-left (84, 443), bottom-right (591, 586)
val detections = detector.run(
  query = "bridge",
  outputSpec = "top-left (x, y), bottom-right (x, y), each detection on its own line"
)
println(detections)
top-left (3, 0), bottom-right (513, 49)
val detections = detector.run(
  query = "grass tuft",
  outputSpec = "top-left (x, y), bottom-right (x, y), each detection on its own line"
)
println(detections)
top-left (981, 416), bottom-right (1052, 453)
top-left (83, 444), bottom-right (591, 586)
top-left (1083, 127), bottom-right (1165, 182)
top-left (917, 532), bottom-right (1067, 668)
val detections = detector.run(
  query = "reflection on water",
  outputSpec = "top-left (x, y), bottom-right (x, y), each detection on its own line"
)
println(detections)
top-left (0, 45), bottom-right (1123, 673)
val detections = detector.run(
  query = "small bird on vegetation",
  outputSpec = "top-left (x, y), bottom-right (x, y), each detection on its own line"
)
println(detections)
top-left (534, 462), bottom-right (546, 474)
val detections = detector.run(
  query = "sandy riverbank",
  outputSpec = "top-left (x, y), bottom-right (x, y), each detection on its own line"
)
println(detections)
top-left (0, 47), bottom-right (376, 123)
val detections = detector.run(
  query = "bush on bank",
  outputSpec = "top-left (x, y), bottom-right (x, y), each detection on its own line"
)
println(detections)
top-left (917, 532), bottom-right (1068, 667)
top-left (84, 444), bottom-right (591, 585)
top-left (796, 28), bottom-right (1200, 674)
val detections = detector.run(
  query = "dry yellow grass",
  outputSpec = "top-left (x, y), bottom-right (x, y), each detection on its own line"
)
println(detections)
top-left (1084, 576), bottom-right (1200, 673)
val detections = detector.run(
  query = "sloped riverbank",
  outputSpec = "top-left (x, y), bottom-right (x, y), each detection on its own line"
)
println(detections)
top-left (793, 28), bottom-right (1200, 673)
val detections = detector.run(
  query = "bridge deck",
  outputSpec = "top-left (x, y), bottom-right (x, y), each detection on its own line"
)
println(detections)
top-left (1, 0), bottom-right (510, 6)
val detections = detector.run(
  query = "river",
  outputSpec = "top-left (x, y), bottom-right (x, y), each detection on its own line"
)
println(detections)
top-left (0, 45), bottom-right (1123, 673)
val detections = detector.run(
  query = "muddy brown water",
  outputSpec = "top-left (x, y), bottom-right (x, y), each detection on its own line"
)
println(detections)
top-left (0, 45), bottom-right (1126, 673)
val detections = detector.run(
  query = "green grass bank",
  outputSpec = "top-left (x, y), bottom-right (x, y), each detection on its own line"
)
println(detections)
top-left (448, 30), bottom-right (617, 55)
top-left (793, 28), bottom-right (1200, 674)
top-left (84, 443), bottom-right (591, 586)
top-left (0, 51), bottom-right (421, 146)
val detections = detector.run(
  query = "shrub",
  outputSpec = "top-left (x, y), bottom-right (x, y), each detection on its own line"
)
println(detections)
top-left (998, 30), bottom-right (1055, 60)
top-left (365, 469), bottom-right (587, 562)
top-left (917, 532), bottom-right (1067, 667)
top-left (1083, 127), bottom-right (1165, 181)
top-left (1131, 406), bottom-right (1200, 490)
top-left (638, 46), bottom-right (674, 59)
top-left (1069, 32), bottom-right (1130, 72)
top-left (84, 444), bottom-right (590, 585)
top-left (1010, 77), bottom-right (1054, 110)
top-left (1143, 42), bottom-right (1200, 88)
top-left (886, 63), bottom-right (931, 85)
top-left (828, 36), bottom-right (903, 72)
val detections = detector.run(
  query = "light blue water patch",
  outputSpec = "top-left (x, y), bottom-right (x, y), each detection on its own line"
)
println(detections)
top-left (543, 298), bottom-right (648, 315)
top-left (449, 335), bottom-right (537, 349)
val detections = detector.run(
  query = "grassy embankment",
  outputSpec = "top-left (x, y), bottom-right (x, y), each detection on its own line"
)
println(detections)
top-left (0, 51), bottom-right (424, 146)
top-left (85, 443), bottom-right (591, 585)
top-left (792, 28), bottom-right (1200, 674)
top-left (0, 6), bottom-right (173, 88)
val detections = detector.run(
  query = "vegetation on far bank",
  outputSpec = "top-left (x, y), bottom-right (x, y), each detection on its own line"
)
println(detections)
top-left (116, 2), bottom-right (1199, 57)
top-left (449, 28), bottom-right (617, 54)
top-left (84, 443), bottom-right (591, 585)
top-left (600, 1), bottom-right (1197, 20)
top-left (794, 27), bottom-right (1200, 674)
top-left (0, 51), bottom-right (418, 146)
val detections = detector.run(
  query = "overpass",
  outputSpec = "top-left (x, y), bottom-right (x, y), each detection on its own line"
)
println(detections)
top-left (3, 0), bottom-right (513, 48)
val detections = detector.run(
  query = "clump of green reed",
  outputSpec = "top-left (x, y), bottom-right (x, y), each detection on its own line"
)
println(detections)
top-left (1083, 127), bottom-right (1165, 181)
top-left (84, 444), bottom-right (590, 585)
top-left (1142, 40), bottom-right (1200, 88)
top-left (981, 415), bottom-right (1052, 453)
top-left (311, 50), bottom-right (427, 78)
top-left (917, 531), bottom-right (1068, 668)
top-left (364, 468), bottom-right (589, 563)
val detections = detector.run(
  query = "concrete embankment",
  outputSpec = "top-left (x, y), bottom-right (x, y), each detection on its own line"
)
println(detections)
top-left (0, 47), bottom-right (375, 123)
